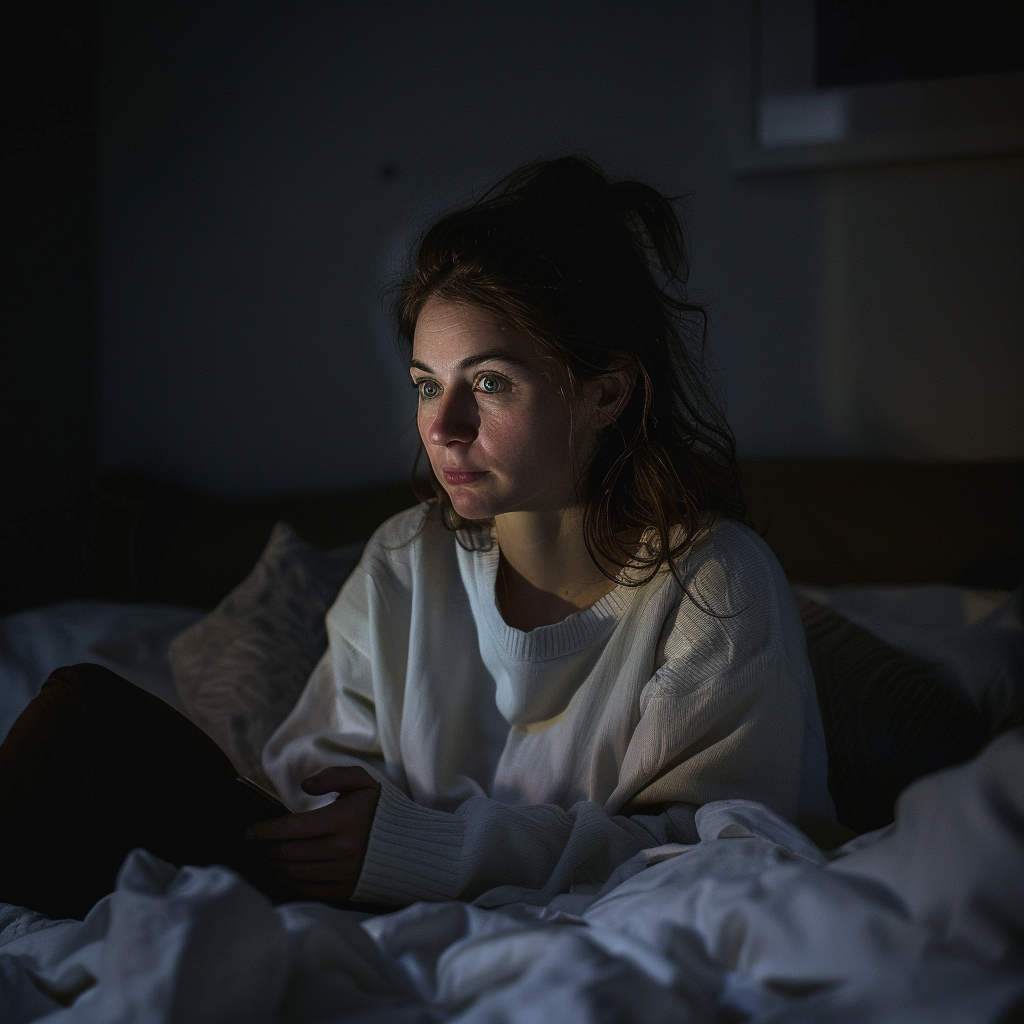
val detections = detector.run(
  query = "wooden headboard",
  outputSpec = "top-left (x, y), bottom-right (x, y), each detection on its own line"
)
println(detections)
top-left (739, 460), bottom-right (1022, 588)
top-left (79, 460), bottom-right (1022, 610)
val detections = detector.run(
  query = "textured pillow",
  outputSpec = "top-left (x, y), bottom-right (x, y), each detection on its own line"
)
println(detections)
top-left (168, 522), bottom-right (363, 784)
top-left (797, 595), bottom-right (989, 835)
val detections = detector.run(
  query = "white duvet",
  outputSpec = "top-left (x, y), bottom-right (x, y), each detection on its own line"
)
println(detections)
top-left (2, 728), bottom-right (1022, 1024)
top-left (2, 594), bottom-right (1022, 1023)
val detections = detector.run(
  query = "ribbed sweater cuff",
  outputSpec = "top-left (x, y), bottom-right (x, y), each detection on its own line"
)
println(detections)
top-left (353, 780), bottom-right (465, 906)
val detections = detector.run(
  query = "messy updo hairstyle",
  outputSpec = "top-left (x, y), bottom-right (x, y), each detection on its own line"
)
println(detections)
top-left (395, 156), bottom-right (745, 586)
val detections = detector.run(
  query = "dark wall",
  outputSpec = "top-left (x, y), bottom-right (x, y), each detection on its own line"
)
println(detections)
top-left (1, 3), bottom-right (99, 612)
top-left (94, 2), bottom-right (1021, 500)
top-left (3, 2), bottom-right (1021, 614)
top-left (96, 1), bottom-right (831, 498)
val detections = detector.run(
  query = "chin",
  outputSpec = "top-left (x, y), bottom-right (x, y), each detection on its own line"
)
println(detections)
top-left (439, 479), bottom-right (513, 522)
top-left (446, 493), bottom-right (499, 522)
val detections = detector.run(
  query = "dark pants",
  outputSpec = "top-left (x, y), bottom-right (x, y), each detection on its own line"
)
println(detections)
top-left (0, 663), bottom-right (294, 920)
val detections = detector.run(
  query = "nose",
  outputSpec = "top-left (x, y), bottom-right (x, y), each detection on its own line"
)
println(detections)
top-left (424, 385), bottom-right (479, 448)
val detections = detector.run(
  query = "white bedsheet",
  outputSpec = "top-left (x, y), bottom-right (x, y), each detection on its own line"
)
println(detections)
top-left (2, 729), bottom-right (1022, 1023)
top-left (2, 595), bottom-right (1022, 1022)
top-left (0, 602), bottom-right (204, 742)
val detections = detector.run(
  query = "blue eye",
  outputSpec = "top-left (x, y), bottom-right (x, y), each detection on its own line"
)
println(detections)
top-left (417, 380), bottom-right (441, 399)
top-left (478, 376), bottom-right (502, 394)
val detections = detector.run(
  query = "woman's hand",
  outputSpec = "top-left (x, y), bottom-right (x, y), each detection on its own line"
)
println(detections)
top-left (245, 765), bottom-right (380, 901)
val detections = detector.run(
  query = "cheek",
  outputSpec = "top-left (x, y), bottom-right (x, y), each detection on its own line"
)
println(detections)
top-left (497, 406), bottom-right (572, 470)
top-left (484, 408), bottom-right (537, 455)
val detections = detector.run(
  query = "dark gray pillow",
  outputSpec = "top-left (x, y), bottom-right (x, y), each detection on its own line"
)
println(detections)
top-left (168, 522), bottom-right (363, 785)
top-left (797, 595), bottom-right (989, 834)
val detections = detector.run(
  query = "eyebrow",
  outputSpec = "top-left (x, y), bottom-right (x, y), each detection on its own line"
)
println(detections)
top-left (409, 352), bottom-right (530, 374)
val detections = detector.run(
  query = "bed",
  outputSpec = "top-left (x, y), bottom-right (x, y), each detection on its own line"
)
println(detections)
top-left (1, 459), bottom-right (1022, 1023)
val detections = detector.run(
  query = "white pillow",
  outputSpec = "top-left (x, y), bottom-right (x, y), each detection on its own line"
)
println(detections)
top-left (169, 522), bottom-right (363, 784)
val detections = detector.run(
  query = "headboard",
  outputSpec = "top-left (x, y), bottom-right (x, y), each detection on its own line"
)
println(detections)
top-left (79, 460), bottom-right (1021, 610)
top-left (739, 460), bottom-right (1022, 588)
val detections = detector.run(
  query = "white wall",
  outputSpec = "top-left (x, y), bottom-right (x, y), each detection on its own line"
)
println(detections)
top-left (97, 2), bottom-right (1022, 498)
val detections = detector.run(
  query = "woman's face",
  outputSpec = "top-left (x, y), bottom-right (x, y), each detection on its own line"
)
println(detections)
top-left (411, 297), bottom-right (593, 522)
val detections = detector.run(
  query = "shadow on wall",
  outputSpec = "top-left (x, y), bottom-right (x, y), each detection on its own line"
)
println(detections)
top-left (813, 156), bottom-right (1024, 459)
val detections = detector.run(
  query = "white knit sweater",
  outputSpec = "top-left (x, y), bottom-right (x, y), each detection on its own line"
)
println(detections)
top-left (263, 505), bottom-right (831, 907)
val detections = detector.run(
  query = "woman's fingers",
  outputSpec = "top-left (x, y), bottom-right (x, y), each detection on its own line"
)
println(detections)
top-left (245, 786), bottom-right (377, 842)
top-left (244, 766), bottom-right (380, 901)
top-left (246, 809), bottom-right (326, 843)
top-left (263, 834), bottom-right (355, 862)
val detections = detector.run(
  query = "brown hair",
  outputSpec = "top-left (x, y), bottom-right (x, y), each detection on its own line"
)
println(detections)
top-left (395, 156), bottom-right (745, 586)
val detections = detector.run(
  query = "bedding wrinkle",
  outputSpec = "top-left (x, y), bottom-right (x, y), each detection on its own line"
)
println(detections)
top-left (4, 752), bottom-right (1022, 1024)
top-left (0, 611), bottom-right (1020, 1021)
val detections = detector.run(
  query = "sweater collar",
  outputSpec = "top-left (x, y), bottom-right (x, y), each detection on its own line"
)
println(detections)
top-left (465, 539), bottom-right (634, 663)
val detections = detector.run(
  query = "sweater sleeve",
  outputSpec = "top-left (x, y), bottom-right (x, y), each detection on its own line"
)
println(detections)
top-left (353, 780), bottom-right (699, 908)
top-left (350, 533), bottom-right (820, 907)
top-left (351, 645), bottom-right (805, 908)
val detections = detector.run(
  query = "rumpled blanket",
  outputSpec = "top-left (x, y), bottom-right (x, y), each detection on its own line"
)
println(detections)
top-left (3, 730), bottom-right (1023, 1024)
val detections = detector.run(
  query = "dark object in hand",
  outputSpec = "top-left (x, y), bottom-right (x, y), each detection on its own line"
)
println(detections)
top-left (234, 775), bottom-right (289, 822)
top-left (245, 765), bottom-right (381, 902)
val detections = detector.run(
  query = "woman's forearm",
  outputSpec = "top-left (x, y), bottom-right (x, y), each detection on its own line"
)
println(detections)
top-left (353, 779), bottom-right (699, 908)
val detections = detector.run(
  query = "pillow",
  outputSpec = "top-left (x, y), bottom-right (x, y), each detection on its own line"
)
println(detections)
top-left (796, 595), bottom-right (989, 835)
top-left (168, 522), bottom-right (363, 785)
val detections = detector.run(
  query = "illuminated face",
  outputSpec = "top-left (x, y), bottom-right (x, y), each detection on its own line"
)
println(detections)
top-left (410, 298), bottom-right (593, 522)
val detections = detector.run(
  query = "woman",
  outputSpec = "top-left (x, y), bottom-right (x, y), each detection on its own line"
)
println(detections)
top-left (246, 157), bottom-right (833, 908)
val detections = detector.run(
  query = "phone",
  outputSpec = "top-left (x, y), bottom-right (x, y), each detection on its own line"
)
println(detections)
top-left (235, 775), bottom-right (289, 819)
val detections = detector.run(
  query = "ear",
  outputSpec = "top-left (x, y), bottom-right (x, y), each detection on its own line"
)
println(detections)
top-left (583, 356), bottom-right (636, 431)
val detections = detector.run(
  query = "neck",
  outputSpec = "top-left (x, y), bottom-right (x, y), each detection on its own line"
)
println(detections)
top-left (493, 506), bottom-right (618, 631)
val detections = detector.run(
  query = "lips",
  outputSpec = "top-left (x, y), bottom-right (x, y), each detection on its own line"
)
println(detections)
top-left (442, 469), bottom-right (487, 485)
